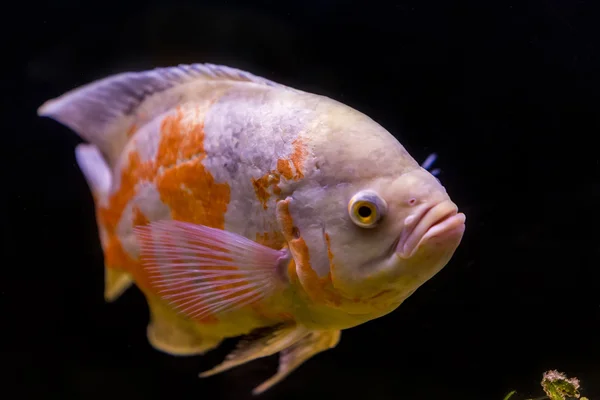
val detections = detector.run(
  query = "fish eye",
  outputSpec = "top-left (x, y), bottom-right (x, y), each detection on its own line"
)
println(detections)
top-left (348, 190), bottom-right (387, 228)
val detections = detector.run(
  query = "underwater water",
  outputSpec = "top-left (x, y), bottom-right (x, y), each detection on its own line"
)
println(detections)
top-left (5, 0), bottom-right (599, 399)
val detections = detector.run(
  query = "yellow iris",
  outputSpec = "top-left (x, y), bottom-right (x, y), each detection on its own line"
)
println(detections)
top-left (348, 190), bottom-right (386, 228)
top-left (349, 200), bottom-right (378, 227)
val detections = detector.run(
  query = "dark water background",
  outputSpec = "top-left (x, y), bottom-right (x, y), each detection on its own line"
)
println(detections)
top-left (4, 0), bottom-right (599, 399)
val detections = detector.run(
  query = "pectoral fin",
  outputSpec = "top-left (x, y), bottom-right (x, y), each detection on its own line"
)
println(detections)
top-left (134, 220), bottom-right (291, 321)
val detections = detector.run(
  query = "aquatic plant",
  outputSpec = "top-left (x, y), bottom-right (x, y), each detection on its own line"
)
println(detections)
top-left (503, 370), bottom-right (589, 400)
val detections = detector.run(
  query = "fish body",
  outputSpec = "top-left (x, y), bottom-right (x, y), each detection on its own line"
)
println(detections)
top-left (38, 63), bottom-right (466, 394)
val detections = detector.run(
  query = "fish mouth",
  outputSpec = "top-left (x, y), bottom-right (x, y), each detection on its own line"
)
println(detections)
top-left (396, 200), bottom-right (466, 259)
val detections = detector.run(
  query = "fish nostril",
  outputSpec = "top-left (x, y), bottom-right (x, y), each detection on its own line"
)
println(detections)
top-left (407, 197), bottom-right (417, 206)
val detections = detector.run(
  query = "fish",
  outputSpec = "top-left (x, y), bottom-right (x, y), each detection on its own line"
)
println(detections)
top-left (37, 63), bottom-right (466, 395)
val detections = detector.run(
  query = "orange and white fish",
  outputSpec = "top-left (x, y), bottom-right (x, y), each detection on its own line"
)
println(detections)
top-left (37, 63), bottom-right (466, 395)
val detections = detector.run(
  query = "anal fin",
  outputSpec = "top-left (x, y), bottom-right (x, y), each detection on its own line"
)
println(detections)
top-left (199, 323), bottom-right (305, 378)
top-left (199, 324), bottom-right (341, 395)
top-left (252, 330), bottom-right (341, 395)
top-left (146, 295), bottom-right (222, 356)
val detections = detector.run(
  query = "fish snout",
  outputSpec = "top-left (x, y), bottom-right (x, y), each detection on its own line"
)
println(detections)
top-left (396, 200), bottom-right (466, 259)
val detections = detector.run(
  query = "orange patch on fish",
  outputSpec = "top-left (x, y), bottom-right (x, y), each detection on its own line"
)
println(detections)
top-left (252, 173), bottom-right (280, 210)
top-left (97, 151), bottom-right (156, 284)
top-left (324, 232), bottom-right (336, 275)
top-left (97, 106), bottom-right (233, 324)
top-left (154, 109), bottom-right (230, 226)
top-left (251, 139), bottom-right (307, 209)
top-left (277, 159), bottom-right (294, 180)
top-left (287, 259), bottom-right (299, 285)
top-left (277, 199), bottom-right (340, 307)
top-left (289, 138), bottom-right (308, 179)
top-left (293, 236), bottom-right (341, 307)
top-left (255, 231), bottom-right (285, 250)
top-left (277, 198), bottom-right (295, 239)
top-left (132, 205), bottom-right (150, 227)
top-left (276, 138), bottom-right (307, 180)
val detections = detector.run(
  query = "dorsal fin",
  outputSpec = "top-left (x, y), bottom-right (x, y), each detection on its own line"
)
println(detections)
top-left (37, 63), bottom-right (291, 166)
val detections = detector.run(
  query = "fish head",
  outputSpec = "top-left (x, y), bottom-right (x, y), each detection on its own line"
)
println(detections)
top-left (331, 169), bottom-right (466, 305)
top-left (281, 99), bottom-right (465, 324)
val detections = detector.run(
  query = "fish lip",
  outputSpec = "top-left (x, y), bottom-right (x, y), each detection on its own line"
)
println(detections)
top-left (396, 200), bottom-right (465, 259)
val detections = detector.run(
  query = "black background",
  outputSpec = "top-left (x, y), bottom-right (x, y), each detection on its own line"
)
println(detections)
top-left (4, 0), bottom-right (600, 399)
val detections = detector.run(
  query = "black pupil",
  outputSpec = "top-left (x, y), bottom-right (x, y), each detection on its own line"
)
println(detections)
top-left (358, 205), bottom-right (372, 218)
